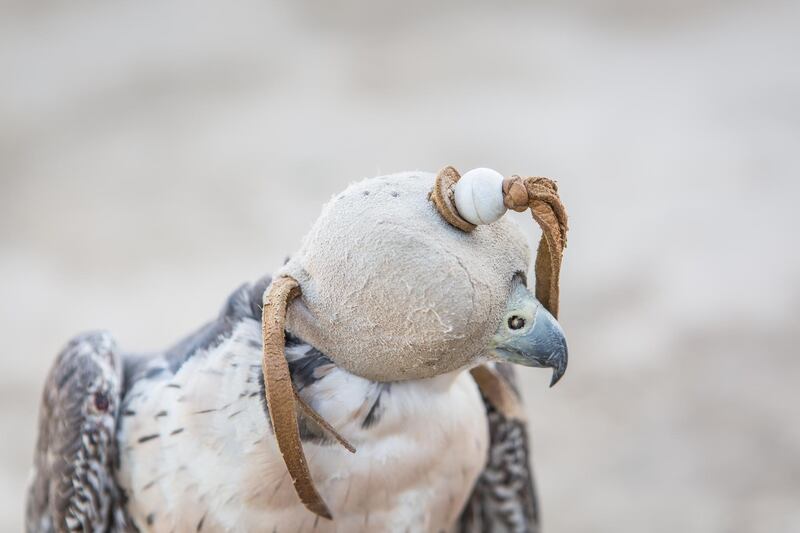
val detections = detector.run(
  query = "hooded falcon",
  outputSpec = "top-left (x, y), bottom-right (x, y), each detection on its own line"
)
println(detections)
top-left (26, 168), bottom-right (568, 533)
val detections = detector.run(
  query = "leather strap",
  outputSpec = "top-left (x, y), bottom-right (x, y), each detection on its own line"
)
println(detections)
top-left (503, 175), bottom-right (568, 318)
top-left (469, 364), bottom-right (524, 420)
top-left (429, 166), bottom-right (477, 232)
top-left (262, 276), bottom-right (349, 519)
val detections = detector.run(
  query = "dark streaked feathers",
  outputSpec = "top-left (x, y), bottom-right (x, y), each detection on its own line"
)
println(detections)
top-left (362, 383), bottom-right (390, 429)
top-left (288, 347), bottom-right (335, 391)
top-left (26, 331), bottom-right (128, 532)
top-left (456, 363), bottom-right (540, 533)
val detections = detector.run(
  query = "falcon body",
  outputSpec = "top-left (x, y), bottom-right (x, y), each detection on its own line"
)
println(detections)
top-left (27, 277), bottom-right (545, 532)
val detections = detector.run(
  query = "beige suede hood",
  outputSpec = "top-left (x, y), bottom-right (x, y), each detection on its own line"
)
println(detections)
top-left (276, 171), bottom-right (529, 381)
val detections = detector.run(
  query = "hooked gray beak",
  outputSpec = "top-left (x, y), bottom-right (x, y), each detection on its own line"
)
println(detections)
top-left (489, 279), bottom-right (568, 386)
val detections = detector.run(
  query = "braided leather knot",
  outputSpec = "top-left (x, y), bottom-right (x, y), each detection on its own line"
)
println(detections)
top-left (502, 176), bottom-right (530, 212)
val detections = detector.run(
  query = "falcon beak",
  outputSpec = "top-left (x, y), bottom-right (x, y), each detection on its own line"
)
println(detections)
top-left (490, 279), bottom-right (568, 387)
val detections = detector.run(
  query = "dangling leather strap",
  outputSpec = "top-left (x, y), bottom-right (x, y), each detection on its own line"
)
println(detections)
top-left (469, 364), bottom-right (524, 420)
top-left (261, 276), bottom-right (355, 520)
top-left (502, 175), bottom-right (568, 318)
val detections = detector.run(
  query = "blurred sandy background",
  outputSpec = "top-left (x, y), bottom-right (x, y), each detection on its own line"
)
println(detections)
top-left (2, 0), bottom-right (799, 531)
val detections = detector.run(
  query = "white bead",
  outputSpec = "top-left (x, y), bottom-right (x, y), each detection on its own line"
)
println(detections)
top-left (453, 168), bottom-right (507, 225)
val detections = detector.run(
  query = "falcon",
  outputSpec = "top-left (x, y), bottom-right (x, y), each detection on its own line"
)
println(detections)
top-left (26, 168), bottom-right (569, 532)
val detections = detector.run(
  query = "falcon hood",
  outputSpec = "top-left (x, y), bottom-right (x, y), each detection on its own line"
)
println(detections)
top-left (276, 168), bottom-right (568, 383)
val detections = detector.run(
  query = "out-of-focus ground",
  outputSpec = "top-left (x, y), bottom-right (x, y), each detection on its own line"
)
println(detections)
top-left (1, 1), bottom-right (799, 531)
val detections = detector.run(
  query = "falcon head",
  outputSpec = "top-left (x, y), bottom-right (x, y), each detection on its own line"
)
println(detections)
top-left (489, 274), bottom-right (568, 386)
top-left (275, 168), bottom-right (568, 384)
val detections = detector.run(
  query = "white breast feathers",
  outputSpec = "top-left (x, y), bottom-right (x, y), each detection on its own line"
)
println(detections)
top-left (117, 319), bottom-right (489, 533)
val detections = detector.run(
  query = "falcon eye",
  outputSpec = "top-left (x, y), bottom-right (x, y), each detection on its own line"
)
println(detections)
top-left (508, 315), bottom-right (526, 330)
top-left (93, 392), bottom-right (110, 412)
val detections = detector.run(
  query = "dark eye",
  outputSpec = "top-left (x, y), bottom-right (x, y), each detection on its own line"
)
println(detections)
top-left (508, 315), bottom-right (526, 330)
top-left (93, 392), bottom-right (110, 412)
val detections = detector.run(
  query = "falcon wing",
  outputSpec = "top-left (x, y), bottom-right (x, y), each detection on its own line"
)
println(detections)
top-left (26, 332), bottom-right (128, 533)
top-left (457, 363), bottom-right (540, 533)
